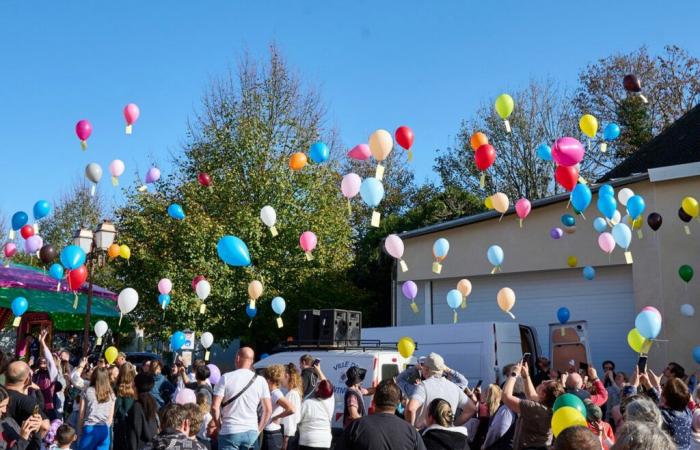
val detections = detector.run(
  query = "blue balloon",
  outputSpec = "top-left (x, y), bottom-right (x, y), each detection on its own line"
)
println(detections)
top-left (170, 331), bottom-right (186, 351)
top-left (557, 307), bottom-right (570, 324)
top-left (612, 223), bottom-right (632, 249)
top-left (561, 214), bottom-right (576, 227)
top-left (593, 217), bottom-right (608, 233)
top-left (158, 294), bottom-right (171, 306)
top-left (167, 204), bottom-right (185, 220)
top-left (271, 297), bottom-right (286, 315)
top-left (635, 311), bottom-right (661, 340)
top-left (603, 123), bottom-right (621, 141)
top-left (60, 245), bottom-right (86, 270)
top-left (597, 195), bottom-right (617, 220)
top-left (217, 236), bottom-right (251, 267)
top-left (536, 144), bottom-right (552, 161)
top-left (571, 184), bottom-right (592, 213)
top-left (487, 245), bottom-right (504, 267)
top-left (446, 289), bottom-right (462, 309)
top-left (33, 201), bottom-right (51, 221)
top-left (626, 195), bottom-right (646, 219)
top-left (598, 184), bottom-right (614, 198)
top-left (11, 212), bottom-right (28, 231)
top-left (359, 178), bottom-right (384, 208)
top-left (11, 297), bottom-right (28, 316)
top-left (309, 141), bottom-right (330, 163)
top-left (583, 266), bottom-right (596, 280)
top-left (693, 346), bottom-right (700, 365)
top-left (246, 303), bottom-right (257, 319)
top-left (48, 263), bottom-right (64, 281)
top-left (433, 238), bottom-right (450, 258)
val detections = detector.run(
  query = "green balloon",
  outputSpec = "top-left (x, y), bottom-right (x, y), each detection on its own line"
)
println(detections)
top-left (552, 393), bottom-right (586, 415)
top-left (679, 265), bottom-right (694, 283)
top-left (494, 94), bottom-right (514, 120)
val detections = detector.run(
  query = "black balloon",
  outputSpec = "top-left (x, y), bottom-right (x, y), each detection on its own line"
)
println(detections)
top-left (39, 244), bottom-right (57, 264)
top-left (623, 74), bottom-right (641, 92)
top-left (679, 207), bottom-right (693, 223)
top-left (647, 212), bottom-right (663, 231)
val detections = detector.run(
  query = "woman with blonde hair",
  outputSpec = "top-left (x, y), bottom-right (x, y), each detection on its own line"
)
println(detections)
top-left (282, 362), bottom-right (304, 450)
top-left (263, 364), bottom-right (296, 450)
top-left (422, 398), bottom-right (469, 449)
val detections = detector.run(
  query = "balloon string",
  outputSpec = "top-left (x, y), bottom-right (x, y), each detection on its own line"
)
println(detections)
top-left (507, 311), bottom-right (515, 319)
top-left (453, 310), bottom-right (458, 324)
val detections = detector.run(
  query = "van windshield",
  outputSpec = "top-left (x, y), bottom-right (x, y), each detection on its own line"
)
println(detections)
top-left (381, 364), bottom-right (399, 381)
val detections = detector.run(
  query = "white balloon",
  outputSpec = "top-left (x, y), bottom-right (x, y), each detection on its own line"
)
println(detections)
top-left (260, 206), bottom-right (277, 227)
top-left (196, 280), bottom-right (211, 301)
top-left (611, 210), bottom-right (621, 225)
top-left (618, 188), bottom-right (635, 206)
top-left (117, 287), bottom-right (139, 314)
top-left (681, 304), bottom-right (695, 317)
top-left (94, 320), bottom-right (109, 337)
top-left (200, 332), bottom-right (214, 349)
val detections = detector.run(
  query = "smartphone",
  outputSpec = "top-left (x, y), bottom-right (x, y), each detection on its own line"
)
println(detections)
top-left (32, 404), bottom-right (40, 416)
top-left (579, 362), bottom-right (589, 372)
top-left (313, 359), bottom-right (320, 367)
top-left (637, 356), bottom-right (648, 373)
top-left (475, 379), bottom-right (483, 389)
top-left (521, 352), bottom-right (531, 363)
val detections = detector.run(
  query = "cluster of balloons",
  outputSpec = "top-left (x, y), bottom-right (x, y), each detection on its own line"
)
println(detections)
top-left (552, 137), bottom-right (585, 192)
top-left (75, 104), bottom-right (140, 151)
top-left (138, 167), bottom-right (161, 192)
top-left (627, 306), bottom-right (662, 354)
top-left (158, 278), bottom-right (173, 311)
top-left (551, 394), bottom-right (588, 437)
top-left (190, 276), bottom-right (211, 314)
top-left (289, 141), bottom-right (330, 172)
top-left (57, 245), bottom-right (89, 305)
top-left (107, 243), bottom-right (131, 262)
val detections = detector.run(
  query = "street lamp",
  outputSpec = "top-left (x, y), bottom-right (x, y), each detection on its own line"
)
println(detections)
top-left (73, 220), bottom-right (117, 357)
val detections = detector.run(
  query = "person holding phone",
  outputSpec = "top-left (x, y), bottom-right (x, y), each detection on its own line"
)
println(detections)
top-left (564, 364), bottom-right (609, 406)
top-left (299, 355), bottom-right (319, 399)
top-left (4, 361), bottom-right (50, 450)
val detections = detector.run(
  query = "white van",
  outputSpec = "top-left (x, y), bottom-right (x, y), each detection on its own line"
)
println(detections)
top-left (362, 321), bottom-right (542, 386)
top-left (254, 347), bottom-right (411, 430)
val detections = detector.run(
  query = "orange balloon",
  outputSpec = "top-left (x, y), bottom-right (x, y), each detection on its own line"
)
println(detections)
top-left (289, 152), bottom-right (308, 171)
top-left (470, 132), bottom-right (488, 151)
top-left (108, 244), bottom-right (120, 259)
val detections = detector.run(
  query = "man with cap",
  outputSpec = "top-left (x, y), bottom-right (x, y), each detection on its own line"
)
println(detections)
top-left (405, 353), bottom-right (476, 430)
top-left (397, 356), bottom-right (469, 399)
top-left (343, 366), bottom-right (376, 428)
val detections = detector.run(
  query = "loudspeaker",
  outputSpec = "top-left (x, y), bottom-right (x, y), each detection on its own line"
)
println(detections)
top-left (298, 309), bottom-right (321, 344)
top-left (298, 309), bottom-right (362, 346)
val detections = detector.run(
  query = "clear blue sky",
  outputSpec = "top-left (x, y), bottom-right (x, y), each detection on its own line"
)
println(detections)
top-left (1, 1), bottom-right (699, 223)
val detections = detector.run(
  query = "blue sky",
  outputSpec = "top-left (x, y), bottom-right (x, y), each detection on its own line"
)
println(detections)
top-left (1, 1), bottom-right (699, 223)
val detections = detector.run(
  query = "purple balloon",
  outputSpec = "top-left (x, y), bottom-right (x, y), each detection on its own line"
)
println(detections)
top-left (207, 364), bottom-right (221, 385)
top-left (145, 167), bottom-right (161, 184)
top-left (402, 281), bottom-right (418, 300)
top-left (550, 227), bottom-right (564, 240)
top-left (25, 235), bottom-right (43, 254)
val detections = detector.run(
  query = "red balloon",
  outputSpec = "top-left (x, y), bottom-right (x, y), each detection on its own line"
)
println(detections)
top-left (555, 165), bottom-right (579, 192)
top-left (192, 275), bottom-right (206, 291)
top-left (20, 225), bottom-right (34, 240)
top-left (67, 265), bottom-right (88, 291)
top-left (474, 144), bottom-right (497, 171)
top-left (198, 173), bottom-right (212, 187)
top-left (395, 126), bottom-right (414, 150)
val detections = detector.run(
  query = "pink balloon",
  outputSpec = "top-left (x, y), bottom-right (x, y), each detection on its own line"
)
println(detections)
top-left (598, 232), bottom-right (615, 254)
top-left (109, 160), bottom-right (125, 177)
top-left (402, 281), bottom-right (418, 300)
top-left (207, 364), bottom-right (221, 385)
top-left (124, 103), bottom-right (140, 125)
top-left (384, 234), bottom-right (404, 259)
top-left (145, 167), bottom-right (161, 184)
top-left (175, 388), bottom-right (196, 405)
top-left (347, 144), bottom-right (371, 161)
top-left (552, 137), bottom-right (584, 167)
top-left (3, 243), bottom-right (17, 258)
top-left (158, 278), bottom-right (172, 295)
top-left (299, 231), bottom-right (317, 253)
top-left (641, 306), bottom-right (662, 320)
top-left (341, 173), bottom-right (361, 199)
top-left (25, 235), bottom-right (43, 254)
top-left (515, 198), bottom-right (532, 220)
top-left (75, 120), bottom-right (92, 141)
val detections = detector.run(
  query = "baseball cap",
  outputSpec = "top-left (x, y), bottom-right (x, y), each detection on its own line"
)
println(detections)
top-left (423, 353), bottom-right (446, 374)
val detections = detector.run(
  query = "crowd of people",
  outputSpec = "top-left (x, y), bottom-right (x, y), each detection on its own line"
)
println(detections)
top-left (1, 331), bottom-right (700, 450)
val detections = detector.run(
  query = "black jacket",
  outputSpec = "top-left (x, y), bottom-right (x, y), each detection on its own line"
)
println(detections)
top-left (421, 427), bottom-right (469, 450)
top-left (127, 400), bottom-right (159, 450)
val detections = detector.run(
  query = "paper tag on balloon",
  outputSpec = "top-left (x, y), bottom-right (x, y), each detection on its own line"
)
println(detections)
top-left (641, 339), bottom-right (653, 354)
top-left (33, 223), bottom-right (39, 234)
top-left (8, 229), bottom-right (15, 240)
top-left (126, 124), bottom-right (133, 135)
top-left (90, 184), bottom-right (96, 197)
top-left (205, 351), bottom-right (210, 361)
top-left (200, 304), bottom-right (206, 314)
top-left (491, 266), bottom-right (498, 275)
top-left (399, 260), bottom-right (408, 272)
top-left (276, 317), bottom-right (283, 328)
top-left (248, 320), bottom-right (253, 328)
top-left (561, 328), bottom-right (566, 337)
top-left (685, 225), bottom-right (691, 235)
top-left (504, 120), bottom-right (511, 133)
top-left (461, 298), bottom-right (467, 309)
top-left (371, 211), bottom-right (381, 228)
top-left (137, 185), bottom-right (148, 193)
top-left (639, 94), bottom-right (648, 104)
top-left (408, 149), bottom-right (413, 162)
top-left (624, 251), bottom-right (633, 264)
top-left (96, 337), bottom-right (102, 346)
top-left (432, 262), bottom-right (442, 274)
top-left (519, 219), bottom-right (523, 228)
top-left (249, 299), bottom-right (256, 310)
top-left (270, 226), bottom-right (278, 237)
top-left (375, 164), bottom-right (385, 181)
top-left (119, 314), bottom-right (123, 326)
top-left (347, 199), bottom-right (352, 215)
top-left (578, 176), bottom-right (587, 185)
top-left (12, 317), bottom-right (20, 327)
top-left (305, 251), bottom-right (314, 261)
top-left (410, 302), bottom-right (419, 314)
top-left (453, 311), bottom-right (458, 324)
top-left (112, 176), bottom-right (119, 186)
top-left (56, 282), bottom-right (61, 292)
top-left (73, 294), bottom-right (79, 309)
top-left (81, 140), bottom-right (87, 151)
top-left (637, 230), bottom-right (643, 239)
top-left (479, 173), bottom-right (485, 188)
top-left (600, 142), bottom-right (607, 153)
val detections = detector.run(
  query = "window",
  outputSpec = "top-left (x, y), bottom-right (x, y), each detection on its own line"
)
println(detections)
top-left (381, 364), bottom-right (399, 381)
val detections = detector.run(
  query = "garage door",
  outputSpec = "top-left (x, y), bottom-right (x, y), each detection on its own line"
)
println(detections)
top-left (427, 265), bottom-right (636, 371)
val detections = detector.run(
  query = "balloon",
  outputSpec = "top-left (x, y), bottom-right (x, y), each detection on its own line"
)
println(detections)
top-left (487, 245), bottom-right (504, 267)
top-left (248, 280), bottom-right (263, 300)
top-left (145, 167), bottom-right (161, 184)
top-left (104, 347), bottom-right (118, 365)
top-left (118, 288), bottom-right (139, 314)
top-left (484, 196), bottom-right (493, 210)
top-left (397, 337), bottom-right (415, 358)
top-left (384, 234), bottom-right (404, 259)
top-left (67, 265), bottom-right (88, 290)
top-left (124, 103), bottom-right (140, 127)
top-left (192, 275), bottom-right (206, 291)
top-left (246, 303), bottom-right (257, 319)
top-left (359, 178), bottom-right (385, 208)
top-left (271, 297), bottom-right (286, 315)
top-left (553, 393), bottom-right (586, 415)
top-left (457, 279), bottom-right (472, 297)
top-left (599, 184), bottom-right (614, 198)
top-left (167, 204), bottom-right (185, 220)
top-left (402, 281), bottom-right (418, 299)
top-left (597, 195), bottom-right (617, 220)
top-left (25, 235), bottom-right (43, 254)
top-left (48, 263), bottom-right (64, 281)
top-left (593, 217), bottom-right (608, 233)
top-left (347, 144), bottom-right (371, 161)
top-left (550, 227), bottom-right (564, 240)
top-left (611, 210), bottom-right (621, 225)
top-left (207, 364), bottom-right (221, 385)
top-left (491, 193), bottom-right (509, 214)
top-left (299, 231), bottom-right (317, 253)
top-left (694, 347), bottom-right (700, 365)
top-left (200, 332), bottom-right (214, 349)
top-left (11, 212), bottom-right (28, 231)
top-left (555, 165), bottom-right (579, 192)
top-left (158, 278), bottom-right (172, 295)
top-left (309, 142), bottom-right (330, 163)
top-left (536, 144), bottom-right (552, 161)
top-left (566, 256), bottom-right (578, 268)
top-left (635, 311), bottom-right (661, 340)
top-left (94, 320), bottom-right (108, 338)
top-left (604, 123), bottom-right (621, 141)
top-left (341, 174), bottom-right (361, 199)
top-left (515, 198), bottom-right (531, 222)
top-left (395, 126), bottom-right (414, 150)
top-left (679, 207), bottom-right (693, 223)
top-left (612, 223), bottom-right (632, 250)
top-left (170, 331), bottom-right (186, 351)
top-left (497, 288), bottom-right (516, 318)
top-left (3, 243), bottom-right (16, 258)
top-left (198, 172), bottom-right (212, 188)
top-left (682, 197), bottom-right (699, 218)
top-left (474, 144), bottom-right (496, 171)
top-left (579, 114), bottom-right (598, 138)
top-left (557, 307), bottom-right (570, 324)
top-left (446, 289), bottom-right (462, 309)
top-left (598, 233), bottom-right (615, 254)
top-left (260, 206), bottom-right (277, 227)
top-left (109, 160), bottom-right (125, 185)
top-left (641, 306), bottom-right (661, 320)
top-left (552, 137), bottom-right (585, 167)
top-left (551, 406), bottom-right (587, 437)
top-left (470, 132), bottom-right (488, 151)
top-left (290, 152), bottom-right (308, 170)
top-left (571, 184), bottom-right (592, 213)
top-left (368, 129), bottom-right (393, 162)
top-left (494, 94), bottom-right (514, 119)
top-left (623, 74), bottom-right (642, 92)
top-left (614, 189), bottom-right (632, 208)
top-left (561, 214), bottom-right (575, 227)
top-left (11, 297), bottom-right (28, 316)
top-left (626, 195), bottom-right (645, 219)
top-left (85, 163), bottom-right (103, 184)
top-left (679, 265), bottom-right (694, 283)
top-left (433, 238), bottom-right (450, 260)
top-left (33, 200), bottom-right (51, 220)
top-left (681, 304), bottom-right (695, 317)
top-left (217, 236), bottom-right (251, 266)
top-left (20, 225), bottom-right (34, 240)
top-left (175, 388), bottom-right (196, 405)
top-left (75, 120), bottom-right (92, 148)
top-left (119, 244), bottom-right (131, 260)
top-left (60, 245), bottom-right (86, 270)
top-left (107, 244), bottom-right (120, 260)
top-left (627, 328), bottom-right (647, 353)
top-left (158, 294), bottom-right (170, 307)
top-left (583, 266), bottom-right (595, 280)
top-left (196, 280), bottom-right (211, 301)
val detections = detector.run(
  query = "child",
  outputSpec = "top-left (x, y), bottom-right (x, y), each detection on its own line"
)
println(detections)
top-left (50, 424), bottom-right (77, 449)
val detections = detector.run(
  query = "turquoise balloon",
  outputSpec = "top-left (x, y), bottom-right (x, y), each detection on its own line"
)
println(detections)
top-left (536, 144), bottom-right (552, 161)
top-left (271, 297), bottom-right (286, 315)
top-left (217, 236), bottom-right (251, 267)
top-left (11, 297), bottom-right (28, 316)
top-left (612, 223), bottom-right (632, 249)
top-left (49, 264), bottom-right (64, 281)
top-left (170, 331), bottom-right (186, 351)
top-left (599, 184), bottom-right (614, 198)
top-left (635, 310), bottom-right (661, 339)
top-left (604, 123), bottom-right (621, 141)
top-left (33, 200), bottom-right (51, 220)
top-left (593, 217), bottom-right (608, 233)
top-left (487, 245), bottom-right (504, 266)
top-left (433, 238), bottom-right (450, 258)
top-left (11, 212), bottom-right (28, 231)
top-left (167, 204), bottom-right (185, 220)
top-left (446, 289), bottom-right (462, 309)
top-left (561, 214), bottom-right (576, 227)
top-left (158, 294), bottom-right (171, 307)
top-left (583, 266), bottom-right (596, 280)
top-left (597, 195), bottom-right (617, 220)
top-left (571, 184), bottom-right (592, 213)
top-left (359, 177), bottom-right (384, 208)
top-left (309, 142), bottom-right (330, 163)
top-left (60, 245), bottom-right (86, 270)
top-left (626, 195), bottom-right (646, 219)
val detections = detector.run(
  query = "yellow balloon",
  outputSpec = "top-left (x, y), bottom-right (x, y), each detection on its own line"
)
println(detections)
top-left (579, 114), bottom-right (598, 138)
top-left (368, 129), bottom-right (393, 162)
top-left (682, 197), bottom-right (699, 218)
top-left (397, 336), bottom-right (415, 358)
top-left (567, 256), bottom-right (578, 268)
top-left (631, 216), bottom-right (643, 230)
top-left (104, 346), bottom-right (119, 365)
top-left (119, 244), bottom-right (131, 260)
top-left (497, 287), bottom-right (515, 316)
top-left (248, 280), bottom-right (263, 300)
top-left (551, 406), bottom-right (587, 437)
top-left (627, 328), bottom-right (647, 353)
top-left (484, 196), bottom-right (494, 210)
top-left (494, 94), bottom-right (514, 120)
top-left (491, 193), bottom-right (510, 214)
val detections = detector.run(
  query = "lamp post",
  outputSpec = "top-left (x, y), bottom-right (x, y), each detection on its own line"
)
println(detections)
top-left (73, 220), bottom-right (117, 357)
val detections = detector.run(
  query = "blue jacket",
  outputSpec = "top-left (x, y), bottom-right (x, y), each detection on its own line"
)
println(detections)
top-left (150, 374), bottom-right (175, 408)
